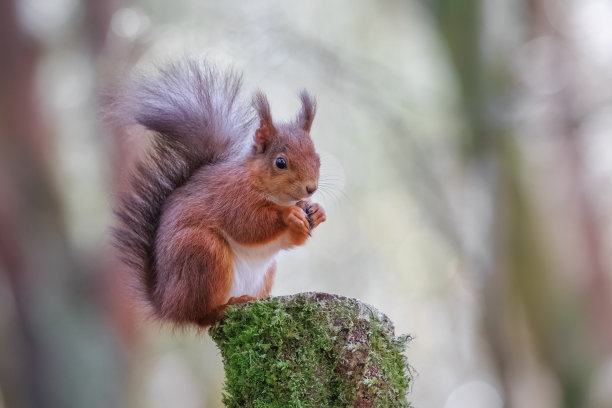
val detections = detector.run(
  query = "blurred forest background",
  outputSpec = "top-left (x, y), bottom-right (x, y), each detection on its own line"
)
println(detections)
top-left (1, 0), bottom-right (612, 407)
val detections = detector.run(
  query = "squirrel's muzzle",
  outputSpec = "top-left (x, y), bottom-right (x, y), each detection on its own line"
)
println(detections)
top-left (305, 184), bottom-right (317, 196)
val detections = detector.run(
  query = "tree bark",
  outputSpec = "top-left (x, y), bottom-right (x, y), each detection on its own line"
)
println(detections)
top-left (210, 292), bottom-right (412, 408)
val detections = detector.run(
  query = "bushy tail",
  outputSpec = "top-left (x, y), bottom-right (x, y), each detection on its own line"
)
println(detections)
top-left (109, 58), bottom-right (254, 310)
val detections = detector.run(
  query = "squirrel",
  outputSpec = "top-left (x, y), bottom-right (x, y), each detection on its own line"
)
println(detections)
top-left (110, 58), bottom-right (326, 328)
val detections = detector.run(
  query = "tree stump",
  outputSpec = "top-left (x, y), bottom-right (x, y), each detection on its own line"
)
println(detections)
top-left (210, 292), bottom-right (413, 407)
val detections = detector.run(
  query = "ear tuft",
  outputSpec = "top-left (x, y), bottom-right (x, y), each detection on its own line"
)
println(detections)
top-left (297, 90), bottom-right (317, 132)
top-left (252, 91), bottom-right (276, 153)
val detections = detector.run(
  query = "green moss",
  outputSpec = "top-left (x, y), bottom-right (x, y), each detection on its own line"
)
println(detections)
top-left (209, 293), bottom-right (412, 407)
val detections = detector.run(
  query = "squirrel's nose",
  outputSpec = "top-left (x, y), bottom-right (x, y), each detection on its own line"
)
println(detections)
top-left (305, 184), bottom-right (317, 196)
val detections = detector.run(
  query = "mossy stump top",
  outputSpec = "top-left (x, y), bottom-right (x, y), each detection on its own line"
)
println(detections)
top-left (210, 292), bottom-right (412, 407)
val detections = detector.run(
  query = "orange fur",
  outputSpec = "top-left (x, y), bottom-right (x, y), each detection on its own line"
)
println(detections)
top-left (151, 104), bottom-right (323, 328)
top-left (113, 60), bottom-right (324, 329)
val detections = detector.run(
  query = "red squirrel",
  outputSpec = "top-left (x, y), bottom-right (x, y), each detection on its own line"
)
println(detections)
top-left (111, 58), bottom-right (326, 328)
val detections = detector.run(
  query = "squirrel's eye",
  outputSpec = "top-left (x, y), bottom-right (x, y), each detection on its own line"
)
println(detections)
top-left (275, 157), bottom-right (287, 169)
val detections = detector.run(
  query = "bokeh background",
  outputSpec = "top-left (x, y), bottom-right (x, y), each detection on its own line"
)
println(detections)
top-left (2, 0), bottom-right (612, 407)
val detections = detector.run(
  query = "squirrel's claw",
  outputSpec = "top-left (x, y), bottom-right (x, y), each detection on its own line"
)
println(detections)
top-left (304, 203), bottom-right (326, 230)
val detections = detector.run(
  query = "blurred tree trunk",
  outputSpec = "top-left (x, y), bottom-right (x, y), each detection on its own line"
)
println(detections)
top-left (526, 0), bottom-right (612, 353)
top-left (427, 0), bottom-right (487, 155)
top-left (0, 1), bottom-right (55, 406)
top-left (424, 0), bottom-right (517, 404)
top-left (424, 1), bottom-right (610, 407)
top-left (0, 0), bottom-right (123, 407)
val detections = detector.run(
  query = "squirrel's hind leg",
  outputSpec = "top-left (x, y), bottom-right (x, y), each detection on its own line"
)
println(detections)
top-left (196, 294), bottom-right (256, 327)
top-left (155, 227), bottom-right (233, 327)
top-left (226, 295), bottom-right (257, 304)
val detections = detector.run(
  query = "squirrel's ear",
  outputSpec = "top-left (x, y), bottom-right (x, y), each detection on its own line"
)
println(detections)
top-left (297, 90), bottom-right (317, 133)
top-left (253, 91), bottom-right (276, 154)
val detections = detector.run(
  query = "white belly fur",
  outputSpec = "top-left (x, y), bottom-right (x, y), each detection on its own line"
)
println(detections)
top-left (226, 232), bottom-right (290, 299)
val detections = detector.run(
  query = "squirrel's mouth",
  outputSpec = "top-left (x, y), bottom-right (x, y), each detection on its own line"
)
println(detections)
top-left (276, 192), bottom-right (308, 207)
top-left (264, 192), bottom-right (300, 207)
top-left (288, 193), bottom-right (304, 202)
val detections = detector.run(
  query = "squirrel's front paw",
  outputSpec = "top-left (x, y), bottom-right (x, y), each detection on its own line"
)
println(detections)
top-left (282, 206), bottom-right (310, 235)
top-left (304, 202), bottom-right (326, 229)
